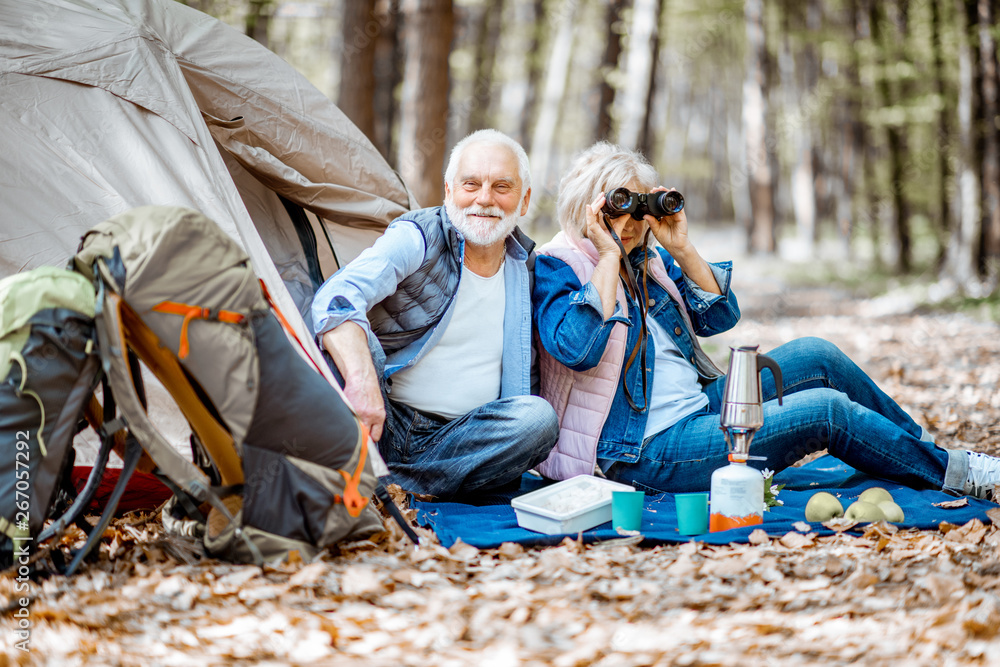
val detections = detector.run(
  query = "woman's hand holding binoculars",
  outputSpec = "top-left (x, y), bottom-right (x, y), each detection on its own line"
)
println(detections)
top-left (587, 192), bottom-right (627, 261)
top-left (645, 186), bottom-right (690, 257)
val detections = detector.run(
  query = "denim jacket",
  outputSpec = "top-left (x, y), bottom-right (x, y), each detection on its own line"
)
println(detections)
top-left (532, 244), bottom-right (740, 465)
top-left (311, 206), bottom-right (538, 398)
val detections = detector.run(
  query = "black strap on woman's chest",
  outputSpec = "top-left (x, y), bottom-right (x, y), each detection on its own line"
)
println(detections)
top-left (602, 217), bottom-right (651, 412)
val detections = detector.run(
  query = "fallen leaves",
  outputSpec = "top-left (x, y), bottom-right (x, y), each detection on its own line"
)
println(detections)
top-left (4, 260), bottom-right (1000, 665)
top-left (4, 509), bottom-right (1000, 666)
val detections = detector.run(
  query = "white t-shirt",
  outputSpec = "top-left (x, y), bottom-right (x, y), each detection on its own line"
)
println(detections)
top-left (389, 264), bottom-right (506, 419)
top-left (642, 314), bottom-right (710, 440)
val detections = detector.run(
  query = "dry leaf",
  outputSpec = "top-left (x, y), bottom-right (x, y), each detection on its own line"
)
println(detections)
top-left (946, 519), bottom-right (989, 545)
top-left (822, 517), bottom-right (858, 532)
top-left (963, 593), bottom-right (1000, 638)
top-left (933, 497), bottom-right (969, 509)
top-left (288, 562), bottom-right (327, 588)
top-left (748, 529), bottom-right (770, 545)
top-left (497, 542), bottom-right (525, 559)
top-left (779, 531), bottom-right (815, 549)
top-left (448, 539), bottom-right (480, 562)
top-left (339, 565), bottom-right (386, 597)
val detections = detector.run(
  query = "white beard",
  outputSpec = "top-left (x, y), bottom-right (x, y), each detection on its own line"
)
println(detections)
top-left (445, 200), bottom-right (520, 248)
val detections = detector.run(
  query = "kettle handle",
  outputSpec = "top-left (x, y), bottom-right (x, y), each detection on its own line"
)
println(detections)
top-left (757, 354), bottom-right (783, 405)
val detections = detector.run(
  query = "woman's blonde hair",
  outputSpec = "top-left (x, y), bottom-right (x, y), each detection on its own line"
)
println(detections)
top-left (556, 142), bottom-right (659, 240)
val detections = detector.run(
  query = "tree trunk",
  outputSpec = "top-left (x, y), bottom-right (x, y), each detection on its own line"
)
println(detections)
top-left (618, 0), bottom-right (659, 150)
top-left (595, 0), bottom-right (630, 142)
top-left (468, 0), bottom-right (504, 132)
top-left (975, 0), bottom-right (1000, 279)
top-left (707, 85), bottom-right (730, 222)
top-left (637, 0), bottom-right (666, 159)
top-left (529, 0), bottom-right (575, 203)
top-left (871, 0), bottom-right (911, 273)
top-left (781, 2), bottom-right (818, 258)
top-left (397, 0), bottom-right (454, 207)
top-left (726, 102), bottom-right (752, 231)
top-left (372, 0), bottom-right (403, 165)
top-left (832, 0), bottom-right (864, 260)
top-left (743, 0), bottom-right (775, 253)
top-left (338, 0), bottom-right (378, 141)
top-left (931, 0), bottom-right (953, 270)
top-left (945, 0), bottom-right (981, 284)
top-left (245, 0), bottom-right (272, 47)
top-left (517, 0), bottom-right (546, 148)
top-left (856, 1), bottom-right (883, 269)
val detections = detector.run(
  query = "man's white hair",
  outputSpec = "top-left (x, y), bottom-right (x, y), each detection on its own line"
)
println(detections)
top-left (444, 129), bottom-right (531, 194)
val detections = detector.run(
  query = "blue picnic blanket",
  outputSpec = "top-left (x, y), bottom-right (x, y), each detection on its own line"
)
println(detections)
top-left (413, 456), bottom-right (995, 548)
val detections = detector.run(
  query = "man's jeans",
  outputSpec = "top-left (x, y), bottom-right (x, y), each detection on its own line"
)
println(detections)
top-left (605, 337), bottom-right (968, 495)
top-left (379, 395), bottom-right (559, 500)
top-left (325, 332), bottom-right (558, 501)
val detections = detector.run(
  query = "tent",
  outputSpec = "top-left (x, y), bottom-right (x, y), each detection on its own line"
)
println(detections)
top-left (0, 0), bottom-right (417, 460)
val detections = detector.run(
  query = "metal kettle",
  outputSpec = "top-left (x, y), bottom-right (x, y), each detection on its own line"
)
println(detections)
top-left (720, 344), bottom-right (784, 461)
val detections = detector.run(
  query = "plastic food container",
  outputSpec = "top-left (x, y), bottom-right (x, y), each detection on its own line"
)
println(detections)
top-left (511, 475), bottom-right (636, 535)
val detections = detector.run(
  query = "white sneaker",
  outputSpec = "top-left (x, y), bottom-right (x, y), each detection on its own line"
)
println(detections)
top-left (965, 452), bottom-right (1000, 500)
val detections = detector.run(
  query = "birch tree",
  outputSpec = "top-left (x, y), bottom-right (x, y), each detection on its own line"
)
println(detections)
top-left (529, 0), bottom-right (576, 201)
top-left (743, 0), bottom-right (776, 252)
top-left (617, 0), bottom-right (659, 150)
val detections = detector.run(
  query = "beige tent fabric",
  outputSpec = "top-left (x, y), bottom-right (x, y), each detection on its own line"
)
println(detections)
top-left (0, 0), bottom-right (415, 470)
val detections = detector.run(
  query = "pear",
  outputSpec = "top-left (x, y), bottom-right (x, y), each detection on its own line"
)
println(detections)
top-left (877, 500), bottom-right (905, 523)
top-left (804, 492), bottom-right (844, 522)
top-left (858, 487), bottom-right (894, 506)
top-left (844, 500), bottom-right (886, 523)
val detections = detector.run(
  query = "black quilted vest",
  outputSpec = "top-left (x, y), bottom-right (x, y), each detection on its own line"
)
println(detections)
top-left (366, 207), bottom-right (464, 354)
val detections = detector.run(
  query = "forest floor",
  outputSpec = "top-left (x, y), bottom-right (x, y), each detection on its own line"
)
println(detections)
top-left (3, 227), bottom-right (1000, 666)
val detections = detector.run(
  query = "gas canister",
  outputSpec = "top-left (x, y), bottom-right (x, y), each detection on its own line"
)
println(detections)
top-left (709, 457), bottom-right (764, 532)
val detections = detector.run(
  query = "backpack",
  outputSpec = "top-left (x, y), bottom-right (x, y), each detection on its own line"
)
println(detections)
top-left (0, 267), bottom-right (113, 572)
top-left (73, 206), bottom-right (387, 564)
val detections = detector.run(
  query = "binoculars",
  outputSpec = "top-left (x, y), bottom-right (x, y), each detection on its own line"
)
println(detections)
top-left (602, 187), bottom-right (684, 220)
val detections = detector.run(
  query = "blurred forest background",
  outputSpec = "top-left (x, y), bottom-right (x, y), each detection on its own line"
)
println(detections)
top-left (178, 0), bottom-right (1000, 299)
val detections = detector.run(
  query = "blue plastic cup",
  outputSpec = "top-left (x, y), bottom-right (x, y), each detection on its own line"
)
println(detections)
top-left (611, 490), bottom-right (645, 531)
top-left (675, 492), bottom-right (709, 535)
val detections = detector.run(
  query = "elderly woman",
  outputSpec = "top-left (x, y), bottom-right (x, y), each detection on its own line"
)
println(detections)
top-left (531, 142), bottom-right (1000, 501)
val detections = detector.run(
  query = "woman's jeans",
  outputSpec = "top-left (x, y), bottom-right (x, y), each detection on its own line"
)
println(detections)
top-left (604, 337), bottom-right (969, 495)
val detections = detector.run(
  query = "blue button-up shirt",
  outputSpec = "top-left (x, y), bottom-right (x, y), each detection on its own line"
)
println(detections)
top-left (532, 245), bottom-right (740, 464)
top-left (311, 214), bottom-right (537, 398)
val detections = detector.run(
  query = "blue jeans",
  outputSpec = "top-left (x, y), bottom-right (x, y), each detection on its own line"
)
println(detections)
top-left (325, 348), bottom-right (559, 501)
top-left (378, 395), bottom-right (559, 500)
top-left (604, 337), bottom-right (968, 495)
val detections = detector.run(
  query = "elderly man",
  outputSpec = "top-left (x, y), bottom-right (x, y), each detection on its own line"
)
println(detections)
top-left (312, 129), bottom-right (558, 500)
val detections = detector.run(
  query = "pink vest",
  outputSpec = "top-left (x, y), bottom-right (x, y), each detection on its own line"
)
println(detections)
top-left (536, 232), bottom-right (691, 480)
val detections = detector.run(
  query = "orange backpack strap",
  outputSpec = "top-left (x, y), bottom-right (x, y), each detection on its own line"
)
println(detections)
top-left (151, 301), bottom-right (246, 359)
top-left (258, 279), bottom-right (326, 376)
top-left (336, 423), bottom-right (371, 517)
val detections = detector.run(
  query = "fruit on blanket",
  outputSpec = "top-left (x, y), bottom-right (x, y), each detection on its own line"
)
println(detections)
top-left (858, 487), bottom-right (894, 505)
top-left (878, 500), bottom-right (905, 523)
top-left (844, 500), bottom-right (886, 522)
top-left (804, 492), bottom-right (844, 522)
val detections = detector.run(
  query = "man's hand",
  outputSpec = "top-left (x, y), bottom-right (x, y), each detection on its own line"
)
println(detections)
top-left (321, 322), bottom-right (386, 441)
